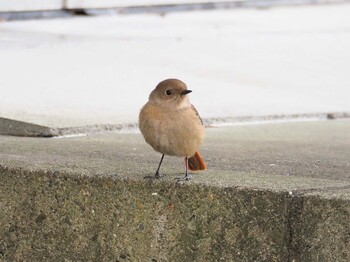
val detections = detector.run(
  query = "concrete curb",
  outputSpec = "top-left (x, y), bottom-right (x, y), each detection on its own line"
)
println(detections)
top-left (0, 165), bottom-right (349, 261)
top-left (0, 120), bottom-right (349, 260)
top-left (0, 117), bottom-right (58, 137)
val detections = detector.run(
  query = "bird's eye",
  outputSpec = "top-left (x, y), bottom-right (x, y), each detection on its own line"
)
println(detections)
top-left (165, 90), bottom-right (173, 96)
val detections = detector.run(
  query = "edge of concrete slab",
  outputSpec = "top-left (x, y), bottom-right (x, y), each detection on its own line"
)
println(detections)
top-left (0, 164), bottom-right (349, 261)
top-left (0, 117), bottom-right (58, 137)
top-left (1, 0), bottom-right (350, 21)
top-left (1, 118), bottom-right (349, 260)
top-left (1, 111), bottom-right (350, 137)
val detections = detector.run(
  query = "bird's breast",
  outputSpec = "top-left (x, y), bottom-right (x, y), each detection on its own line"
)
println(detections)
top-left (139, 103), bottom-right (204, 157)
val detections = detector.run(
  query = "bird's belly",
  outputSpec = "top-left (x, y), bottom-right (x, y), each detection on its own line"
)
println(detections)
top-left (141, 114), bottom-right (204, 157)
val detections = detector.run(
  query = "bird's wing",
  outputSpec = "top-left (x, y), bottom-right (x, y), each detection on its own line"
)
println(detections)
top-left (191, 104), bottom-right (204, 125)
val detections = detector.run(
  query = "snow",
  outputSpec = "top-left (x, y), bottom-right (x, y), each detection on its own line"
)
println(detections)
top-left (0, 4), bottom-right (350, 128)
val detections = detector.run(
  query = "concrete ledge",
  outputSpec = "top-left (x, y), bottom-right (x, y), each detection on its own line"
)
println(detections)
top-left (1, 112), bottom-right (349, 137)
top-left (1, 166), bottom-right (349, 261)
top-left (0, 166), bottom-right (292, 261)
top-left (0, 120), bottom-right (349, 260)
top-left (292, 194), bottom-right (350, 261)
top-left (0, 117), bottom-right (58, 137)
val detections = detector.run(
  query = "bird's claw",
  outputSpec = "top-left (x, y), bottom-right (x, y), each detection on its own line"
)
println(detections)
top-left (175, 174), bottom-right (192, 182)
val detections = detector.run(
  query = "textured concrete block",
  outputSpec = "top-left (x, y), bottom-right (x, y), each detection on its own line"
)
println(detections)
top-left (0, 120), bottom-right (349, 261)
top-left (294, 194), bottom-right (350, 261)
top-left (0, 117), bottom-right (57, 137)
top-left (0, 167), bottom-right (291, 261)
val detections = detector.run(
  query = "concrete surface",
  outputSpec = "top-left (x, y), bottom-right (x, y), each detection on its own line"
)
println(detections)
top-left (0, 117), bottom-right (58, 137)
top-left (1, 4), bottom-right (350, 128)
top-left (0, 120), bottom-right (349, 261)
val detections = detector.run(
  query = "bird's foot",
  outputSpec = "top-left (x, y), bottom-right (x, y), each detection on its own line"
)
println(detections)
top-left (175, 174), bottom-right (192, 182)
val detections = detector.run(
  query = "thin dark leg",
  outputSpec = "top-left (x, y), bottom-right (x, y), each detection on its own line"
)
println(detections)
top-left (154, 154), bottom-right (164, 178)
top-left (175, 157), bottom-right (192, 182)
top-left (183, 157), bottom-right (191, 180)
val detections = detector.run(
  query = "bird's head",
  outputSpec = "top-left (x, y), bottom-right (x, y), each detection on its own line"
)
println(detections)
top-left (149, 78), bottom-right (192, 109)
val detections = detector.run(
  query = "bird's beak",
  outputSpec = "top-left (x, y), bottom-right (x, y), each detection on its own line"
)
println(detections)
top-left (181, 90), bottom-right (192, 96)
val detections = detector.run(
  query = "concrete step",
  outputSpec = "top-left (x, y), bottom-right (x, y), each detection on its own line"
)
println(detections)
top-left (0, 120), bottom-right (349, 261)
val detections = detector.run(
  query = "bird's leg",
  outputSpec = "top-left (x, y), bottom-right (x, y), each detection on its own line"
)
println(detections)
top-left (175, 157), bottom-right (192, 182)
top-left (154, 154), bottom-right (165, 178)
top-left (184, 157), bottom-right (192, 180)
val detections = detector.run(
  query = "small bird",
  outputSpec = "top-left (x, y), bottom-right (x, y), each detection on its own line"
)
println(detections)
top-left (139, 78), bottom-right (207, 180)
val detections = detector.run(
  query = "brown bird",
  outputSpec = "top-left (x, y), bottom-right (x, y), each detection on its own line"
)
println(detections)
top-left (139, 78), bottom-right (206, 180)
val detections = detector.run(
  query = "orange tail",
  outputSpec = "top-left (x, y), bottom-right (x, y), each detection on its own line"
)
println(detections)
top-left (187, 151), bottom-right (207, 171)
